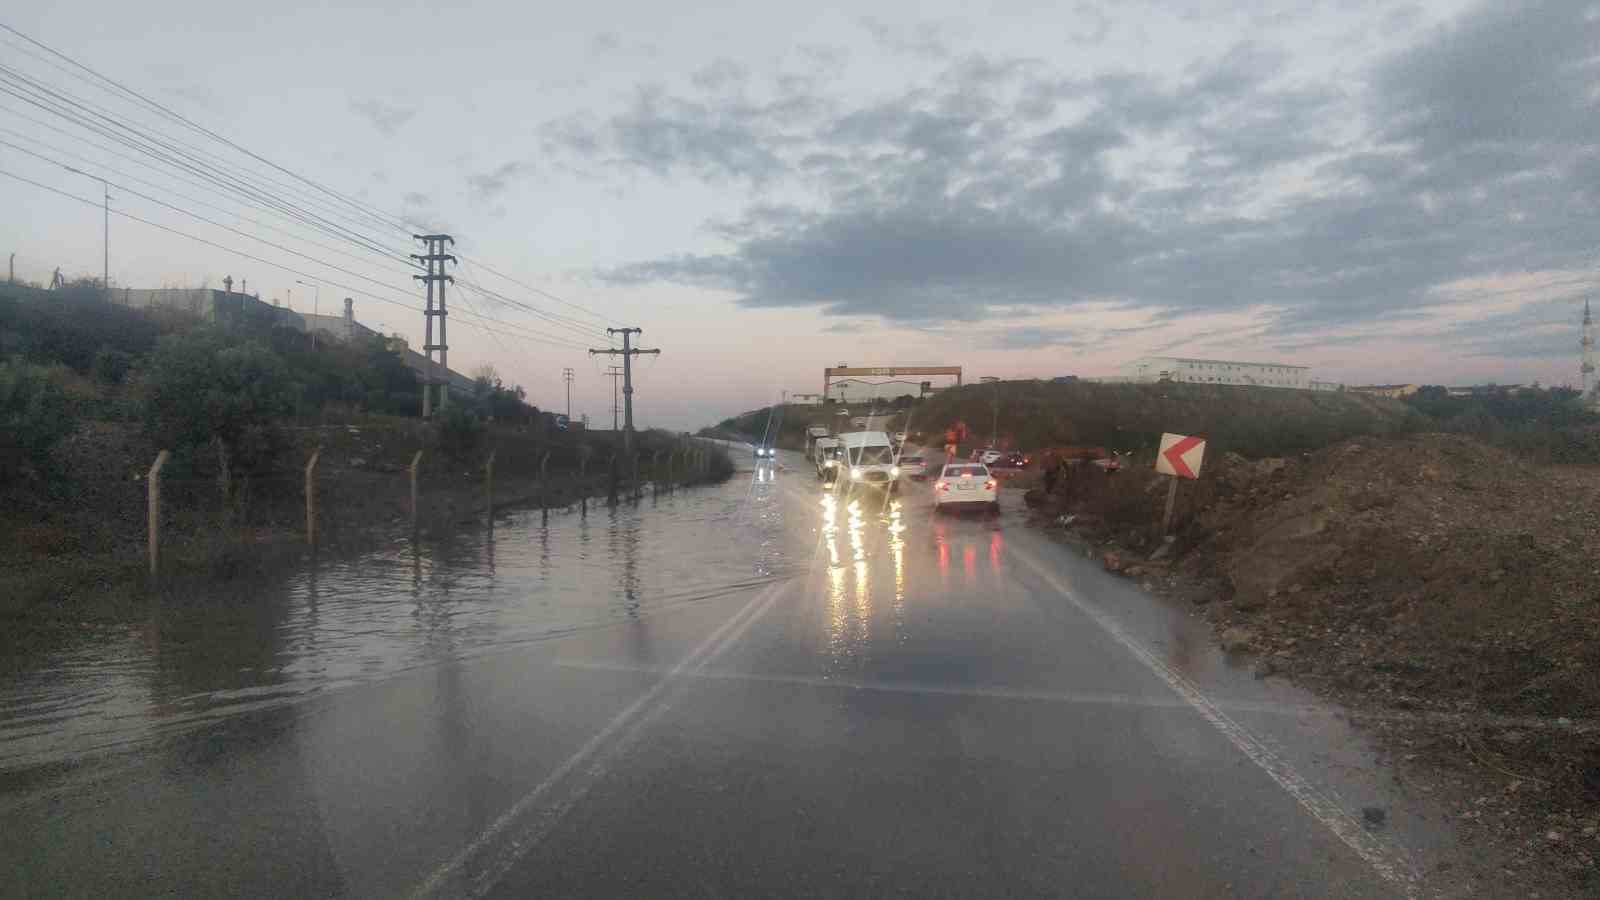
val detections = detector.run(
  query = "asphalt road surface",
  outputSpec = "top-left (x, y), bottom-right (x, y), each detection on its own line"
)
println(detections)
top-left (3, 447), bottom-right (1461, 898)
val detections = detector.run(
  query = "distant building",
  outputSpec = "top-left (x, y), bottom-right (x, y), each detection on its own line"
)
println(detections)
top-left (1348, 384), bottom-right (1418, 398)
top-left (1309, 380), bottom-right (1343, 392)
top-left (1446, 384), bottom-right (1524, 397)
top-left (299, 297), bottom-right (382, 345)
top-left (118, 287), bottom-right (304, 331)
top-left (117, 286), bottom-right (478, 398)
top-left (1123, 356), bottom-right (1310, 389)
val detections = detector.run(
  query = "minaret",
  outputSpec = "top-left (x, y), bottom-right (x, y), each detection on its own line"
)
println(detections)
top-left (1583, 299), bottom-right (1595, 398)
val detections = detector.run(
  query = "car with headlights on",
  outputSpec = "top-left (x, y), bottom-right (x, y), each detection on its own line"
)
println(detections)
top-left (837, 431), bottom-right (901, 491)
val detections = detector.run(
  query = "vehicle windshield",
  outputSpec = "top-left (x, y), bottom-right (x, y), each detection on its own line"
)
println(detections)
top-left (901, 456), bottom-right (923, 464)
top-left (942, 465), bottom-right (989, 478)
top-left (850, 445), bottom-right (895, 465)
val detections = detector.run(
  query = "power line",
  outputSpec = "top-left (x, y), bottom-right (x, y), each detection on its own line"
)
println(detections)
top-left (0, 23), bottom-right (619, 355)
top-left (0, 140), bottom-right (423, 292)
top-left (454, 255), bottom-right (605, 339)
top-left (0, 166), bottom-right (592, 352)
top-left (0, 128), bottom-right (422, 279)
top-left (0, 99), bottom-right (418, 273)
top-left (0, 21), bottom-right (416, 238)
top-left (454, 251), bottom-right (617, 327)
top-left (0, 71), bottom-right (409, 264)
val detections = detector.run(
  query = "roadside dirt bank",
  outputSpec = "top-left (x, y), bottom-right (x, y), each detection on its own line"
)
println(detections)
top-left (1026, 433), bottom-right (1600, 895)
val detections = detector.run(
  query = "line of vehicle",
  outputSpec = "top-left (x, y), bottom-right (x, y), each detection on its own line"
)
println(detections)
top-left (1009, 544), bottom-right (1424, 899)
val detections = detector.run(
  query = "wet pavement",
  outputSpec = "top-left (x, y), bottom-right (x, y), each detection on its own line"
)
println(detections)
top-left (2, 449), bottom-right (1466, 897)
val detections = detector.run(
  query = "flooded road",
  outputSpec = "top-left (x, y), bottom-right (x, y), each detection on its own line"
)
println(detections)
top-left (0, 470), bottom-right (796, 772)
top-left (4, 451), bottom-right (1464, 898)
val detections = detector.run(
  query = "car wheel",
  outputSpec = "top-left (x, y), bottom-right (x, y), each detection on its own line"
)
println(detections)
top-left (989, 501), bottom-right (1001, 516)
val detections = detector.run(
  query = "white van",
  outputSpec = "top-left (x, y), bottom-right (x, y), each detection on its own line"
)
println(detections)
top-left (813, 437), bottom-right (842, 480)
top-left (837, 431), bottom-right (900, 489)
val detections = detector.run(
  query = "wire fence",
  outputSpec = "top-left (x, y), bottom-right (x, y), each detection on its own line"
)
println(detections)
top-left (132, 439), bottom-right (729, 576)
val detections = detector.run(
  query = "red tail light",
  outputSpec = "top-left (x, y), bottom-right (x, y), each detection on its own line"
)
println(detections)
top-left (936, 481), bottom-right (950, 491)
top-left (984, 480), bottom-right (997, 490)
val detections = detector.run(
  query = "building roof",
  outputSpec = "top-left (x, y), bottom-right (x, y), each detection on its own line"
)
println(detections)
top-left (1135, 356), bottom-right (1308, 369)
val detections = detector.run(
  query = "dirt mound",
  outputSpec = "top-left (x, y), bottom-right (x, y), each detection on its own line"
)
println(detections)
top-left (1192, 436), bottom-right (1600, 721)
top-left (1032, 433), bottom-right (1600, 887)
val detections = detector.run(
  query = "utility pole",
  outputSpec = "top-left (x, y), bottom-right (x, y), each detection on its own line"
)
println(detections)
top-left (411, 234), bottom-right (456, 418)
top-left (102, 179), bottom-right (108, 302)
top-left (563, 367), bottom-right (575, 419)
top-left (589, 328), bottom-right (660, 455)
top-left (605, 365), bottom-right (623, 431)
top-left (1582, 299), bottom-right (1596, 400)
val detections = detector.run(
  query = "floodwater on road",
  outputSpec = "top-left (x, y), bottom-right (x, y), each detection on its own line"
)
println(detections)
top-left (1, 451), bottom-right (1481, 897)
top-left (0, 466), bottom-right (797, 774)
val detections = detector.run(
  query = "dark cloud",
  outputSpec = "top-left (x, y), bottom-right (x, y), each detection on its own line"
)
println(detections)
top-left (466, 161), bottom-right (532, 199)
top-left (578, 0), bottom-right (1600, 367)
top-left (990, 328), bottom-right (1091, 350)
top-left (691, 59), bottom-right (749, 93)
top-left (860, 18), bottom-right (951, 60)
top-left (540, 86), bottom-right (802, 183)
top-left (588, 31), bottom-right (658, 58)
top-left (348, 98), bottom-right (417, 136)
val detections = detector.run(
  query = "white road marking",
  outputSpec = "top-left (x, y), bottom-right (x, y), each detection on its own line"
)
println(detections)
top-left (1009, 544), bottom-right (1422, 898)
top-left (409, 579), bottom-right (789, 900)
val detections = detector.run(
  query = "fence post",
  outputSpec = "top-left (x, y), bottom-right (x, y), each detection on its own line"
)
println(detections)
top-left (652, 451), bottom-right (665, 497)
top-left (304, 447), bottom-right (321, 547)
top-left (147, 450), bottom-right (170, 577)
top-left (608, 454), bottom-right (619, 506)
top-left (409, 450), bottom-right (423, 531)
top-left (484, 449), bottom-right (496, 524)
top-left (632, 453), bottom-right (641, 503)
top-left (1161, 475), bottom-right (1180, 536)
top-left (540, 451), bottom-right (551, 525)
top-left (579, 447), bottom-right (590, 517)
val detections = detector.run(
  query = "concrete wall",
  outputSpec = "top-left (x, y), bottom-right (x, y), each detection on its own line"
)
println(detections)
top-left (117, 287), bottom-right (305, 331)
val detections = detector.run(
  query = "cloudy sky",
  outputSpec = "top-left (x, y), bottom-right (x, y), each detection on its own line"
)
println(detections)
top-left (3, 0), bottom-right (1598, 427)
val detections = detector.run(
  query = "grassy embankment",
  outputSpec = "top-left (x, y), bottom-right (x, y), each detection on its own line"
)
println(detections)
top-left (1, 282), bottom-right (733, 629)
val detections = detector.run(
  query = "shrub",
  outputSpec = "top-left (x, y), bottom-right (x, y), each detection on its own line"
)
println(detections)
top-left (142, 332), bottom-right (299, 474)
top-left (437, 404), bottom-right (486, 460)
top-left (0, 360), bottom-right (74, 483)
top-left (91, 347), bottom-right (133, 384)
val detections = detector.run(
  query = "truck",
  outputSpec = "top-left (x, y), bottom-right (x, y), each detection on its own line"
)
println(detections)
top-left (836, 431), bottom-right (900, 490)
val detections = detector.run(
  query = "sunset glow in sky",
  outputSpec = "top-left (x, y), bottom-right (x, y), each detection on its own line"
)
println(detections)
top-left (3, 0), bottom-right (1597, 428)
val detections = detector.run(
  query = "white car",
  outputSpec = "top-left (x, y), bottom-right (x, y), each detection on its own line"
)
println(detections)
top-left (933, 463), bottom-right (999, 514)
top-left (898, 454), bottom-right (928, 480)
top-left (975, 448), bottom-right (1004, 466)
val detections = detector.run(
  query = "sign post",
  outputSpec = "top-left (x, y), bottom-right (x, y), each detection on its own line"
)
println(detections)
top-left (1154, 432), bottom-right (1206, 535)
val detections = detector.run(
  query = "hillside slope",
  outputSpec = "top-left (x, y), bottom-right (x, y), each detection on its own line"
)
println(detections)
top-left (909, 380), bottom-right (1425, 458)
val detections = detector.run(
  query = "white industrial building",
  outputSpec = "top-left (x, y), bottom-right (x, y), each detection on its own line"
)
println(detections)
top-left (1123, 356), bottom-right (1311, 389)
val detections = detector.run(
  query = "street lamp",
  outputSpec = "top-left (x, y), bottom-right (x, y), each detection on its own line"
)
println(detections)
top-left (295, 279), bottom-right (321, 349)
top-left (64, 166), bottom-right (108, 302)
